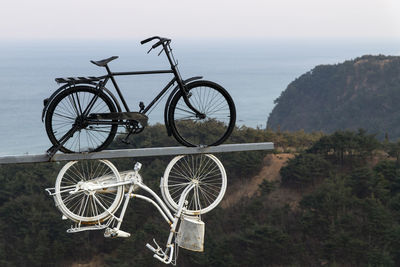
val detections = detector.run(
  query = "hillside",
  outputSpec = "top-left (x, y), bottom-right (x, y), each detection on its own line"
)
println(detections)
top-left (267, 55), bottom-right (400, 140)
top-left (1, 126), bottom-right (400, 266)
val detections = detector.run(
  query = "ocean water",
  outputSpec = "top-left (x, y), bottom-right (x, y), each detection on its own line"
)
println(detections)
top-left (0, 39), bottom-right (399, 156)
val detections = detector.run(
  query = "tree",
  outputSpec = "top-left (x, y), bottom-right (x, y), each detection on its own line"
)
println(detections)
top-left (281, 153), bottom-right (331, 188)
top-left (307, 130), bottom-right (379, 165)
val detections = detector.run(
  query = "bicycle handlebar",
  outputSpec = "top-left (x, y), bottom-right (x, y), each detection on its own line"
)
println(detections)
top-left (140, 36), bottom-right (171, 49)
top-left (140, 36), bottom-right (160, 45)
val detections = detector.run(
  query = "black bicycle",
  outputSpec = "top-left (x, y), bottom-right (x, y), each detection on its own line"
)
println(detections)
top-left (42, 36), bottom-right (236, 156)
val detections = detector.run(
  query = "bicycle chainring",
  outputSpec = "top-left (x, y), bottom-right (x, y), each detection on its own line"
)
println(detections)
top-left (126, 120), bottom-right (145, 135)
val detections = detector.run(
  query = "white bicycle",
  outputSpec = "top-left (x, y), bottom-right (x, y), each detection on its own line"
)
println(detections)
top-left (46, 154), bottom-right (227, 265)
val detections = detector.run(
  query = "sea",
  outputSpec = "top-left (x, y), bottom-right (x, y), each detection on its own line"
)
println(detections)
top-left (0, 39), bottom-right (399, 156)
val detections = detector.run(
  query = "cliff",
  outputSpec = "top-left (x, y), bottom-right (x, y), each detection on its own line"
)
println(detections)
top-left (267, 55), bottom-right (400, 140)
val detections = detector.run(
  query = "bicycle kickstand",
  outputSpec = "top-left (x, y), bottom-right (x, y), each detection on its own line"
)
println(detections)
top-left (46, 145), bottom-right (59, 159)
top-left (46, 126), bottom-right (79, 159)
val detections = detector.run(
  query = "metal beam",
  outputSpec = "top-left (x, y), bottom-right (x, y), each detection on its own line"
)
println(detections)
top-left (0, 142), bottom-right (274, 165)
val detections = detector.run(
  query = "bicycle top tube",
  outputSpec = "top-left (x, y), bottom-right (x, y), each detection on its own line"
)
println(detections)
top-left (100, 69), bottom-right (174, 79)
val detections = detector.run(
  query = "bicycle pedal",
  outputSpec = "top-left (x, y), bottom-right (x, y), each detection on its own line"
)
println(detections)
top-left (104, 228), bottom-right (131, 238)
top-left (139, 101), bottom-right (145, 112)
top-left (115, 229), bottom-right (131, 238)
top-left (121, 138), bottom-right (131, 145)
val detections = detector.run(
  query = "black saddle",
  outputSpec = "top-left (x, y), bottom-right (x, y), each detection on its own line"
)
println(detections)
top-left (90, 56), bottom-right (119, 67)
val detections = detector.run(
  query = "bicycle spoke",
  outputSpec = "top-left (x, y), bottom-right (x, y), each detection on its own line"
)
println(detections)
top-left (53, 112), bottom-right (76, 121)
top-left (175, 106), bottom-right (197, 115)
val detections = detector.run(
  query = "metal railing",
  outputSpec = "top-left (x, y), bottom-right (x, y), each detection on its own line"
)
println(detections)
top-left (0, 142), bottom-right (274, 164)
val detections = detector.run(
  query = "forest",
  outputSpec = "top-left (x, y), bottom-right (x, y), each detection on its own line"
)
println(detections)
top-left (1, 125), bottom-right (400, 266)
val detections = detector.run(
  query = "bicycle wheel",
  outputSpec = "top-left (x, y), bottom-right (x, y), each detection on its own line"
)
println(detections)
top-left (161, 154), bottom-right (227, 215)
top-left (168, 80), bottom-right (236, 147)
top-left (45, 86), bottom-right (118, 153)
top-left (53, 160), bottom-right (124, 223)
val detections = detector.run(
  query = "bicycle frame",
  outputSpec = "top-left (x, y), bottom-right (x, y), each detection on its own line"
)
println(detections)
top-left (46, 162), bottom-right (199, 265)
top-left (94, 41), bottom-right (202, 117)
top-left (99, 68), bottom-right (176, 114)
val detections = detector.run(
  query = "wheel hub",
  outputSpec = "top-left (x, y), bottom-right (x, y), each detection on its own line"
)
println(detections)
top-left (81, 182), bottom-right (97, 195)
top-left (197, 113), bottom-right (206, 120)
top-left (74, 115), bottom-right (89, 129)
top-left (69, 181), bottom-right (97, 195)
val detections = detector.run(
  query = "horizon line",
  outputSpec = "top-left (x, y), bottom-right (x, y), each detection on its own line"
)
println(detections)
top-left (1, 36), bottom-right (400, 43)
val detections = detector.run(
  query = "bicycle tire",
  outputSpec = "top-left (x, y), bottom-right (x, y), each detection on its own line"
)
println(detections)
top-left (45, 86), bottom-right (118, 153)
top-left (168, 80), bottom-right (236, 147)
top-left (54, 160), bottom-right (124, 224)
top-left (161, 154), bottom-right (227, 215)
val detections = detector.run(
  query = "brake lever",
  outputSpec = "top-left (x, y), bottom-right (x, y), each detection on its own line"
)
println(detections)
top-left (147, 47), bottom-right (153, 54)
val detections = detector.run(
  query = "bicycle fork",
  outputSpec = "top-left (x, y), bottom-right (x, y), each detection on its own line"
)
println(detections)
top-left (178, 82), bottom-right (206, 120)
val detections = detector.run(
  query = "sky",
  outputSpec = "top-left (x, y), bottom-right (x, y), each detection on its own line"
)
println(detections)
top-left (1, 0), bottom-right (400, 41)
